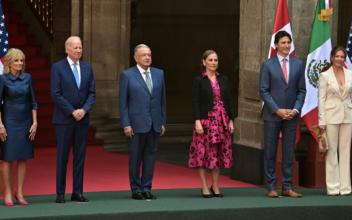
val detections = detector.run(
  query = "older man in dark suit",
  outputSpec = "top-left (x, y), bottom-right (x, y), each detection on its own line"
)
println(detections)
top-left (51, 36), bottom-right (96, 203)
top-left (119, 44), bottom-right (166, 200)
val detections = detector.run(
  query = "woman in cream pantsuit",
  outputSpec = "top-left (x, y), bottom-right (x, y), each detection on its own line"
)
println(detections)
top-left (318, 46), bottom-right (352, 196)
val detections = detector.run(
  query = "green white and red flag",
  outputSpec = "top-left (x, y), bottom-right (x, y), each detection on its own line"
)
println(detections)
top-left (301, 0), bottom-right (333, 142)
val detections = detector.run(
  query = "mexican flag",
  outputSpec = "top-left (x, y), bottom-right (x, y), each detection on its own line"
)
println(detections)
top-left (301, 0), bottom-right (333, 142)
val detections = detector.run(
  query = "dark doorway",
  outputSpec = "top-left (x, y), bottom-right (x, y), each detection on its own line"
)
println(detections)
top-left (337, 1), bottom-right (352, 46)
top-left (130, 0), bottom-right (240, 123)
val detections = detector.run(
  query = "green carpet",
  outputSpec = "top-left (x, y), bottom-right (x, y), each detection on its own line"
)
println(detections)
top-left (1, 188), bottom-right (352, 220)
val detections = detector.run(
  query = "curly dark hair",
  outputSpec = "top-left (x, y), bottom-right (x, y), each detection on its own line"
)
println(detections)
top-left (200, 50), bottom-right (217, 73)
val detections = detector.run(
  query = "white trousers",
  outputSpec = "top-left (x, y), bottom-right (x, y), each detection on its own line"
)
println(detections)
top-left (325, 123), bottom-right (352, 195)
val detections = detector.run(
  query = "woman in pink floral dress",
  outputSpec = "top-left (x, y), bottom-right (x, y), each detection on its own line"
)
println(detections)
top-left (189, 50), bottom-right (234, 198)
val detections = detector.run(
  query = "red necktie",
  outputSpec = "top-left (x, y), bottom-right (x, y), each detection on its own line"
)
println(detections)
top-left (282, 58), bottom-right (288, 83)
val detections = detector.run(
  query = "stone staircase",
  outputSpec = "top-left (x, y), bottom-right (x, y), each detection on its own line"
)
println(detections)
top-left (90, 113), bottom-right (194, 152)
top-left (3, 0), bottom-right (104, 147)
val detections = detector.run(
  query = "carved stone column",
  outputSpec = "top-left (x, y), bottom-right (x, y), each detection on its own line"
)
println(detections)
top-left (71, 0), bottom-right (131, 118)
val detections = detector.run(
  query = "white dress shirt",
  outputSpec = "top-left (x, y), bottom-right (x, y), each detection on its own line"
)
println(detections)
top-left (137, 64), bottom-right (153, 88)
top-left (67, 57), bottom-right (81, 85)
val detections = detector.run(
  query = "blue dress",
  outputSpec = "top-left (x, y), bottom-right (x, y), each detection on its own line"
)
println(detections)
top-left (0, 72), bottom-right (37, 161)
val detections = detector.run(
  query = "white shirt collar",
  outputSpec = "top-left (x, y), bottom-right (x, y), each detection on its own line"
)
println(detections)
top-left (277, 53), bottom-right (289, 62)
top-left (137, 64), bottom-right (150, 74)
top-left (67, 56), bottom-right (80, 66)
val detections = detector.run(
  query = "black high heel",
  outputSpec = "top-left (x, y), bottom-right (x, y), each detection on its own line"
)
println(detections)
top-left (210, 185), bottom-right (223, 197)
top-left (201, 189), bottom-right (212, 198)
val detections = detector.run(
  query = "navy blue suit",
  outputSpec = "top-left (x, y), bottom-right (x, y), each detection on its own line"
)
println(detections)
top-left (119, 65), bottom-right (166, 193)
top-left (259, 55), bottom-right (306, 190)
top-left (51, 58), bottom-right (96, 194)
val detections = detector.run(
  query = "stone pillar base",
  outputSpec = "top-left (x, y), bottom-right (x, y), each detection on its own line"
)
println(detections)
top-left (304, 136), bottom-right (326, 188)
top-left (231, 143), bottom-right (264, 186)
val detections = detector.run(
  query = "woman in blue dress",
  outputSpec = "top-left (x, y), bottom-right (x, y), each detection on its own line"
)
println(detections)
top-left (0, 48), bottom-right (38, 206)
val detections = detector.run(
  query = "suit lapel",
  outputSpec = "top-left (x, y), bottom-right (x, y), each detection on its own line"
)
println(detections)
top-left (132, 66), bottom-right (151, 96)
top-left (272, 56), bottom-right (287, 86)
top-left (341, 67), bottom-right (350, 99)
top-left (63, 58), bottom-right (79, 89)
top-left (151, 68), bottom-right (159, 98)
top-left (287, 56), bottom-right (294, 87)
top-left (329, 68), bottom-right (341, 97)
top-left (79, 61), bottom-right (88, 90)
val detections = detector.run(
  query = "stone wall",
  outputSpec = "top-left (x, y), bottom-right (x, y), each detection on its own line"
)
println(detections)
top-left (71, 0), bottom-right (131, 118)
top-left (53, 0), bottom-right (72, 63)
top-left (234, 0), bottom-right (338, 150)
top-left (232, 0), bottom-right (338, 185)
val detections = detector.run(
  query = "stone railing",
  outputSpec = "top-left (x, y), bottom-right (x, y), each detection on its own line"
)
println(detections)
top-left (25, 0), bottom-right (53, 41)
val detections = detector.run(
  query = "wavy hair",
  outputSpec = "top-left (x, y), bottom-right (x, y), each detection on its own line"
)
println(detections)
top-left (2, 48), bottom-right (26, 74)
top-left (321, 46), bottom-right (347, 73)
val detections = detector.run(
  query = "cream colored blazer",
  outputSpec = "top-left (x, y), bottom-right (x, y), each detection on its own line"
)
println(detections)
top-left (318, 66), bottom-right (352, 125)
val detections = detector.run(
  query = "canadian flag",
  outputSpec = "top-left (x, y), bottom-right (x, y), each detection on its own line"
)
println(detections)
top-left (268, 0), bottom-right (300, 144)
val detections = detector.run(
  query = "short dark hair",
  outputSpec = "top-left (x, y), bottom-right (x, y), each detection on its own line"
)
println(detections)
top-left (274, 31), bottom-right (292, 45)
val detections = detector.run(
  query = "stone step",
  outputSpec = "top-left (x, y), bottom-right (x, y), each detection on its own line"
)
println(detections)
top-left (95, 118), bottom-right (194, 152)
top-left (96, 124), bottom-right (121, 132)
top-left (96, 123), bottom-right (194, 136)
top-left (96, 130), bottom-right (125, 139)
top-left (89, 112), bottom-right (110, 126)
top-left (104, 144), bottom-right (128, 153)
top-left (102, 136), bottom-right (193, 152)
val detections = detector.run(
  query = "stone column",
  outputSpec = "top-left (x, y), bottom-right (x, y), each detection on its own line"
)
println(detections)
top-left (233, 0), bottom-right (338, 185)
top-left (53, 0), bottom-right (72, 63)
top-left (71, 0), bottom-right (131, 118)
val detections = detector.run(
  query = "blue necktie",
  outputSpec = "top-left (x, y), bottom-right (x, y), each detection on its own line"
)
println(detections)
top-left (73, 63), bottom-right (80, 89)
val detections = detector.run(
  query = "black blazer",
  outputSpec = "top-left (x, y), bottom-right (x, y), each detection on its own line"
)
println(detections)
top-left (192, 74), bottom-right (234, 120)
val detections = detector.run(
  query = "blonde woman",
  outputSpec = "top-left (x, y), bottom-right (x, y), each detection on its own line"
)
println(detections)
top-left (318, 46), bottom-right (352, 196)
top-left (0, 48), bottom-right (38, 206)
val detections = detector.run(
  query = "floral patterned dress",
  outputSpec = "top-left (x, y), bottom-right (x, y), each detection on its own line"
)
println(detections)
top-left (188, 73), bottom-right (233, 169)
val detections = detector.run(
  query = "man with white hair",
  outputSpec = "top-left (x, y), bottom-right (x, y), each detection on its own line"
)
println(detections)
top-left (119, 44), bottom-right (166, 200)
top-left (51, 36), bottom-right (96, 203)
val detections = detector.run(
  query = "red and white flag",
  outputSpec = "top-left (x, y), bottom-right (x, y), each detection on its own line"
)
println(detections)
top-left (268, 0), bottom-right (300, 144)
top-left (268, 0), bottom-right (295, 59)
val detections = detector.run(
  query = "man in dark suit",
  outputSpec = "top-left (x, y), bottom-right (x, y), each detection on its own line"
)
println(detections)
top-left (119, 44), bottom-right (166, 200)
top-left (51, 36), bottom-right (96, 203)
top-left (259, 31), bottom-right (306, 198)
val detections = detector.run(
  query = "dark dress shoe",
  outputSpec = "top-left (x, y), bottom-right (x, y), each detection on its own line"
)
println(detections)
top-left (210, 185), bottom-right (223, 197)
top-left (201, 189), bottom-right (212, 198)
top-left (132, 192), bottom-right (146, 200)
top-left (71, 194), bottom-right (89, 202)
top-left (56, 194), bottom-right (65, 203)
top-left (142, 192), bottom-right (156, 199)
